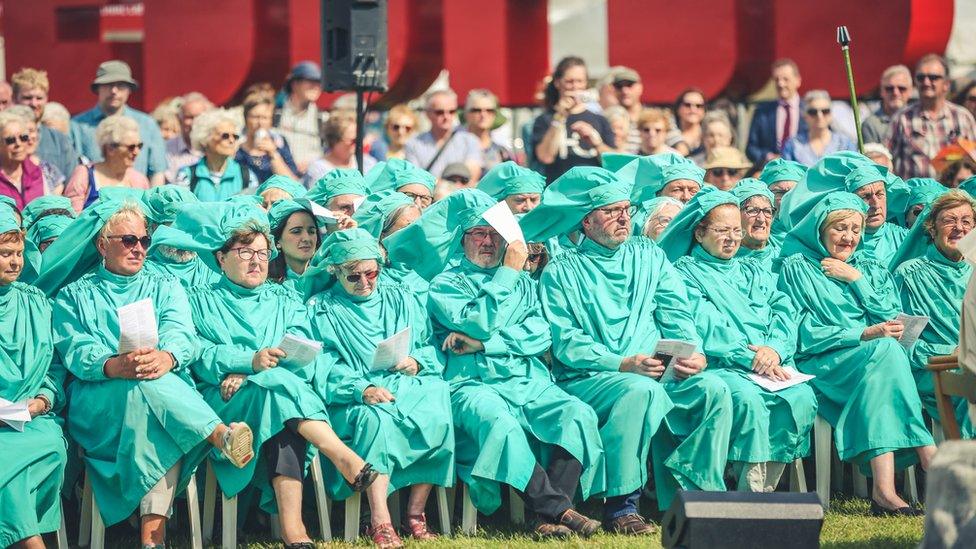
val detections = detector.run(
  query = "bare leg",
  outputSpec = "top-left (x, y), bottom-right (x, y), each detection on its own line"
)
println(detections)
top-left (140, 515), bottom-right (166, 546)
top-left (870, 452), bottom-right (910, 509)
top-left (12, 535), bottom-right (45, 549)
top-left (916, 445), bottom-right (937, 471)
top-left (272, 475), bottom-right (312, 545)
top-left (406, 483), bottom-right (433, 516)
top-left (295, 419), bottom-right (367, 484)
top-left (366, 474), bottom-right (393, 528)
top-left (206, 423), bottom-right (228, 447)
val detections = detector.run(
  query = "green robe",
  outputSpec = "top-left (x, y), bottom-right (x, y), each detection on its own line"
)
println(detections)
top-left (861, 222), bottom-right (908, 268)
top-left (382, 264), bottom-right (429, 300)
top-left (674, 246), bottom-right (817, 464)
top-left (0, 282), bottom-right (67, 546)
top-left (52, 266), bottom-right (220, 526)
top-left (187, 278), bottom-right (330, 510)
top-left (428, 259), bottom-right (605, 514)
top-left (306, 282), bottom-right (455, 499)
top-left (776, 252), bottom-right (934, 467)
top-left (735, 241), bottom-right (781, 273)
top-left (142, 248), bottom-right (221, 289)
top-left (538, 236), bottom-right (732, 510)
top-left (894, 244), bottom-right (974, 437)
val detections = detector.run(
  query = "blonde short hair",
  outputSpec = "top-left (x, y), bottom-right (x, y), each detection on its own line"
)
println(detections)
top-left (637, 108), bottom-right (674, 132)
top-left (820, 209), bottom-right (865, 237)
top-left (0, 111), bottom-right (26, 135)
top-left (99, 202), bottom-right (147, 239)
top-left (95, 115), bottom-right (140, 153)
top-left (10, 68), bottom-right (49, 96)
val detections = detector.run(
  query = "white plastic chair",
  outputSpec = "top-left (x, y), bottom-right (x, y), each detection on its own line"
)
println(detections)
top-left (456, 482), bottom-right (523, 536)
top-left (336, 481), bottom-right (452, 541)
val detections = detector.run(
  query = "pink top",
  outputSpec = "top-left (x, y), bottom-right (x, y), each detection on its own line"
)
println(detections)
top-left (0, 157), bottom-right (44, 210)
top-left (63, 163), bottom-right (150, 213)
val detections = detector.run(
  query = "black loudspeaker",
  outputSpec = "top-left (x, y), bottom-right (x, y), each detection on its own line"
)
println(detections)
top-left (661, 491), bottom-right (824, 549)
top-left (321, 0), bottom-right (389, 91)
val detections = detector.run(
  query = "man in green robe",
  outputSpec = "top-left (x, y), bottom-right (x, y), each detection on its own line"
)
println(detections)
top-left (140, 185), bottom-right (221, 289)
top-left (0, 209), bottom-right (67, 548)
top-left (368, 158), bottom-right (436, 210)
top-left (389, 189), bottom-right (604, 538)
top-left (891, 190), bottom-right (976, 437)
top-left (476, 160), bottom-right (546, 213)
top-left (49, 199), bottom-right (253, 546)
top-left (658, 187), bottom-right (817, 491)
top-left (776, 191), bottom-right (935, 516)
top-left (853, 169), bottom-right (910, 267)
top-left (256, 174), bottom-right (307, 209)
top-left (731, 179), bottom-right (781, 271)
top-left (151, 202), bottom-right (378, 546)
top-left (304, 228), bottom-right (455, 545)
top-left (521, 167), bottom-right (733, 530)
top-left (307, 168), bottom-right (368, 217)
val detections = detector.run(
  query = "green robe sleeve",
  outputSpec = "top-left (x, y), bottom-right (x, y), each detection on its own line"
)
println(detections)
top-left (405, 292), bottom-right (445, 377)
top-left (652, 257), bottom-right (704, 350)
top-left (764, 284), bottom-right (799, 363)
top-left (194, 341), bottom-right (255, 386)
top-left (682, 281), bottom-right (754, 371)
top-left (777, 258), bottom-right (864, 355)
top-left (52, 289), bottom-right (113, 381)
top-left (314, 347), bottom-right (371, 405)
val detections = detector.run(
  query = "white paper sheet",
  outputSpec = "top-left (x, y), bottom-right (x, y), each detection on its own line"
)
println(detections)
top-left (653, 339), bottom-right (697, 384)
top-left (352, 196), bottom-right (367, 212)
top-left (895, 313), bottom-right (929, 350)
top-left (309, 202), bottom-right (339, 224)
top-left (748, 367), bottom-right (815, 392)
top-left (277, 334), bottom-right (323, 368)
top-left (959, 229), bottom-right (976, 268)
top-left (0, 397), bottom-right (32, 432)
top-left (370, 328), bottom-right (411, 372)
top-left (481, 201), bottom-right (525, 245)
top-left (117, 299), bottom-right (159, 354)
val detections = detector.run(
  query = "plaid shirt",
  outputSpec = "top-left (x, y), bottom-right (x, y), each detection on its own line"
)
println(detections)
top-left (888, 101), bottom-right (976, 179)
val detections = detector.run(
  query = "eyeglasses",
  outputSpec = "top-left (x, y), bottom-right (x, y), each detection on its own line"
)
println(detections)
top-left (464, 228), bottom-right (499, 242)
top-left (708, 168), bottom-right (740, 177)
top-left (613, 80), bottom-right (637, 89)
top-left (218, 132), bottom-right (240, 142)
top-left (528, 252), bottom-right (547, 261)
top-left (649, 215), bottom-right (674, 227)
top-left (938, 215), bottom-right (976, 230)
top-left (706, 226), bottom-right (744, 238)
top-left (915, 73), bottom-right (944, 83)
top-left (429, 109), bottom-right (458, 117)
top-left (390, 124), bottom-right (414, 132)
top-left (743, 206), bottom-right (775, 218)
top-left (106, 234), bottom-right (152, 249)
top-left (882, 85), bottom-right (909, 94)
top-left (114, 142), bottom-right (144, 153)
top-left (596, 205), bottom-right (637, 219)
top-left (967, 95), bottom-right (976, 103)
top-left (229, 247), bottom-right (271, 261)
top-left (3, 134), bottom-right (30, 146)
top-left (806, 108), bottom-right (831, 117)
top-left (344, 270), bottom-right (379, 283)
top-left (681, 101), bottom-right (705, 110)
top-left (640, 126), bottom-right (665, 134)
top-left (444, 176), bottom-right (470, 184)
top-left (467, 108), bottom-right (496, 115)
top-left (402, 191), bottom-right (433, 206)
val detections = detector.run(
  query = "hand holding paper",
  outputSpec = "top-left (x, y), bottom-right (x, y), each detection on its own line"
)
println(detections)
top-left (371, 328), bottom-right (411, 372)
top-left (0, 397), bottom-right (32, 432)
top-left (482, 201), bottom-right (525, 244)
top-left (749, 367), bottom-right (815, 392)
top-left (277, 334), bottom-right (323, 368)
top-left (117, 299), bottom-right (159, 355)
top-left (894, 313), bottom-right (929, 350)
top-left (653, 340), bottom-right (697, 383)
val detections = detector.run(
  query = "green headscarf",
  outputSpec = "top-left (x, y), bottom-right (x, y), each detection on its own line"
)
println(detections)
top-left (21, 196), bottom-right (74, 229)
top-left (364, 161), bottom-right (387, 187)
top-left (33, 199), bottom-right (132, 297)
top-left (256, 175), bottom-right (307, 201)
top-left (383, 189), bottom-right (497, 280)
top-left (731, 178), bottom-right (775, 205)
top-left (961, 175), bottom-right (976, 197)
top-left (0, 207), bottom-right (39, 284)
top-left (141, 185), bottom-right (198, 226)
top-left (26, 215), bottom-right (72, 248)
top-left (477, 161), bottom-right (545, 200)
top-left (658, 186), bottom-right (738, 261)
top-left (0, 206), bottom-right (19, 234)
top-left (302, 227), bottom-right (384, 299)
top-left (98, 187), bottom-right (146, 203)
top-left (616, 153), bottom-right (704, 205)
top-left (897, 178), bottom-right (948, 227)
top-left (778, 191), bottom-right (868, 262)
top-left (600, 152), bottom-right (638, 172)
top-left (267, 198), bottom-right (334, 231)
top-left (307, 168), bottom-right (368, 206)
top-left (0, 196), bottom-right (18, 223)
top-left (631, 196), bottom-right (683, 237)
top-left (351, 190), bottom-right (414, 238)
top-left (759, 158), bottom-right (807, 186)
top-left (520, 166), bottom-right (632, 242)
top-left (225, 194), bottom-right (264, 208)
top-left (369, 158), bottom-right (436, 194)
top-left (149, 201), bottom-right (275, 272)
top-left (889, 191), bottom-right (974, 271)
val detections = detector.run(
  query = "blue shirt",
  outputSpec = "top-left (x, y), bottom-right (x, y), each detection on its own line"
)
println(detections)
top-left (176, 158), bottom-right (256, 202)
top-left (37, 125), bottom-right (79, 182)
top-left (781, 130), bottom-right (857, 167)
top-left (403, 127), bottom-right (481, 178)
top-left (69, 105), bottom-right (168, 178)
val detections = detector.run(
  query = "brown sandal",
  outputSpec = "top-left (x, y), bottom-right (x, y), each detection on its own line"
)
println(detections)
top-left (347, 462), bottom-right (378, 492)
top-left (367, 522), bottom-right (403, 549)
top-left (405, 513), bottom-right (438, 540)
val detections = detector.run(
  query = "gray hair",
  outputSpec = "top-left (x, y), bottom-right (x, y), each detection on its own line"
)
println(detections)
top-left (99, 201), bottom-right (146, 238)
top-left (425, 89), bottom-right (457, 110)
top-left (648, 197), bottom-right (683, 217)
top-left (464, 89), bottom-right (498, 111)
top-left (95, 115), bottom-right (140, 153)
top-left (0, 111), bottom-right (25, 135)
top-left (603, 106), bottom-right (630, 125)
top-left (863, 142), bottom-right (893, 161)
top-left (880, 64), bottom-right (911, 84)
top-left (41, 102), bottom-right (70, 124)
top-left (190, 108), bottom-right (239, 151)
top-left (5, 105), bottom-right (35, 124)
top-left (803, 89), bottom-right (831, 106)
top-left (180, 91), bottom-right (213, 117)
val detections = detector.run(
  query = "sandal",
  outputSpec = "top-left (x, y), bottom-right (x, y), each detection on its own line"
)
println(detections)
top-left (347, 462), bottom-right (378, 492)
top-left (405, 513), bottom-right (438, 540)
top-left (366, 523), bottom-right (403, 549)
top-left (220, 422), bottom-right (254, 468)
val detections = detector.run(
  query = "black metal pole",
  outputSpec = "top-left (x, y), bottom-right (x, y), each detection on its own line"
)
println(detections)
top-left (355, 89), bottom-right (366, 175)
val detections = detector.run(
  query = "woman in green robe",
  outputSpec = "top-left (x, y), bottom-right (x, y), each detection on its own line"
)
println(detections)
top-left (20, 195), bottom-right (74, 230)
top-left (305, 228), bottom-right (455, 547)
top-left (256, 174), bottom-right (307, 209)
top-left (0, 210), bottom-right (67, 548)
top-left (776, 191), bottom-right (936, 516)
top-left (140, 185), bottom-right (221, 289)
top-left (50, 201), bottom-right (254, 546)
top-left (267, 199), bottom-right (322, 291)
top-left (350, 190), bottom-right (426, 297)
top-left (26, 214), bottom-right (71, 253)
top-left (151, 202), bottom-right (379, 547)
top-left (658, 187), bottom-right (817, 492)
top-left (367, 158), bottom-right (436, 210)
top-left (731, 179), bottom-right (781, 271)
top-left (891, 190), bottom-right (976, 437)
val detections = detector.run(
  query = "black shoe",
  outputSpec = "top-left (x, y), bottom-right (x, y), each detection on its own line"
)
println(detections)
top-left (284, 543), bottom-right (316, 549)
top-left (870, 500), bottom-right (923, 517)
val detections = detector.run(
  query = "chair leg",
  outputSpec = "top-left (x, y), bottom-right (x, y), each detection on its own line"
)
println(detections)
top-left (185, 474), bottom-right (203, 549)
top-left (309, 454), bottom-right (333, 541)
top-left (57, 500), bottom-right (69, 549)
top-left (814, 416), bottom-right (831, 509)
top-left (79, 473), bottom-right (92, 547)
top-left (905, 466), bottom-right (919, 505)
top-left (221, 494), bottom-right (237, 549)
top-left (202, 461), bottom-right (216, 543)
top-left (90, 489), bottom-right (105, 549)
top-left (436, 486), bottom-right (451, 536)
top-left (853, 467), bottom-right (869, 498)
top-left (344, 492), bottom-right (361, 543)
top-left (932, 418), bottom-right (945, 446)
top-left (509, 486), bottom-right (525, 526)
top-left (460, 483), bottom-right (477, 536)
top-left (790, 458), bottom-right (808, 493)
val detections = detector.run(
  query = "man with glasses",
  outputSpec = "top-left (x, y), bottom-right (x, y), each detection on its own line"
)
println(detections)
top-left (889, 53), bottom-right (976, 179)
top-left (405, 89), bottom-right (482, 181)
top-left (462, 89), bottom-right (514, 173)
top-left (862, 65), bottom-right (913, 146)
top-left (747, 59), bottom-right (807, 163)
top-left (10, 67), bottom-right (78, 181)
top-left (70, 60), bottom-right (168, 186)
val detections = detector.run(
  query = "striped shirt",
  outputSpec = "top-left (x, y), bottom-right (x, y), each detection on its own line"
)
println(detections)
top-left (888, 101), bottom-right (976, 179)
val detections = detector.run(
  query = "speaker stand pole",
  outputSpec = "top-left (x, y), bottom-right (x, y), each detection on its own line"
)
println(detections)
top-left (355, 88), bottom-right (366, 175)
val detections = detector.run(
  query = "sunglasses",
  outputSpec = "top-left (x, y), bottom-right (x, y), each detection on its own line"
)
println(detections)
top-left (430, 109), bottom-right (458, 116)
top-left (467, 108), bottom-right (496, 115)
top-left (444, 176), bottom-right (470, 184)
top-left (390, 124), bottom-right (414, 132)
top-left (106, 234), bottom-right (151, 249)
top-left (681, 101), bottom-right (705, 110)
top-left (806, 108), bottom-right (831, 117)
top-left (3, 134), bottom-right (30, 146)
top-left (882, 85), bottom-right (909, 94)
top-left (528, 252), bottom-right (547, 261)
top-left (218, 132), bottom-right (240, 141)
top-left (114, 142), bottom-right (144, 153)
top-left (709, 168), bottom-right (740, 177)
top-left (345, 270), bottom-right (379, 283)
top-left (915, 73), bottom-right (944, 83)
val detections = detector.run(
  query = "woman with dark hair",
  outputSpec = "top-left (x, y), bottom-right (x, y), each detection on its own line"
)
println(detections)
top-left (531, 56), bottom-right (615, 183)
top-left (674, 87), bottom-right (707, 158)
top-left (267, 200), bottom-right (321, 289)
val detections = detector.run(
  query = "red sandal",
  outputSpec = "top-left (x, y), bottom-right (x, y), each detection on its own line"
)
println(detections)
top-left (405, 513), bottom-right (438, 540)
top-left (366, 523), bottom-right (403, 549)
